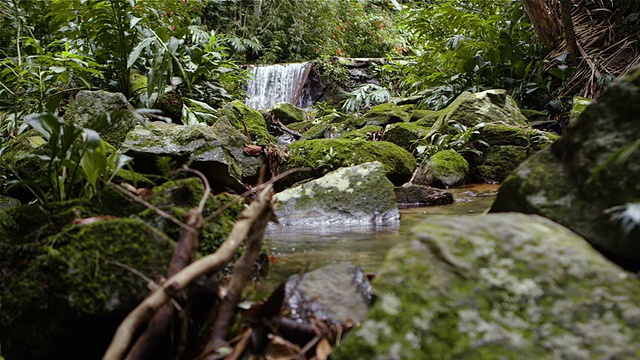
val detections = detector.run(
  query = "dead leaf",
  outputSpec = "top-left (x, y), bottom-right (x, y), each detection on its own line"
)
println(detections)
top-left (244, 144), bottom-right (263, 156)
top-left (315, 338), bottom-right (332, 360)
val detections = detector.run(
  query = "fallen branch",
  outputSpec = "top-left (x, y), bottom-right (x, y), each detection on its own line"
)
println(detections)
top-left (201, 192), bottom-right (271, 356)
top-left (102, 185), bottom-right (275, 360)
top-left (271, 116), bottom-right (302, 139)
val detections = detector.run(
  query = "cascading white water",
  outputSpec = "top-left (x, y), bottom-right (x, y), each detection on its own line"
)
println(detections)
top-left (245, 62), bottom-right (312, 109)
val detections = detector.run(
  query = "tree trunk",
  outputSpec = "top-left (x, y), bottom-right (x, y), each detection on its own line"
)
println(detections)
top-left (521, 0), bottom-right (560, 50)
top-left (560, 0), bottom-right (580, 65)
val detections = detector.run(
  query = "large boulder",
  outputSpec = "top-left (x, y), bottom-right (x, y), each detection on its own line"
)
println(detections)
top-left (411, 150), bottom-right (469, 188)
top-left (64, 90), bottom-right (137, 147)
top-left (361, 103), bottom-right (411, 127)
top-left (491, 68), bottom-right (640, 268)
top-left (121, 118), bottom-right (264, 193)
top-left (274, 162), bottom-right (399, 226)
top-left (473, 145), bottom-right (528, 183)
top-left (334, 214), bottom-right (640, 359)
top-left (383, 122), bottom-right (430, 153)
top-left (281, 139), bottom-right (416, 188)
top-left (429, 89), bottom-right (528, 133)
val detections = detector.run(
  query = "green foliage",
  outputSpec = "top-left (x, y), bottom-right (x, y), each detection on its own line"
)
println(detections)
top-left (1, 112), bottom-right (132, 202)
top-left (342, 84), bottom-right (393, 113)
top-left (415, 120), bottom-right (488, 161)
top-left (403, 0), bottom-right (550, 108)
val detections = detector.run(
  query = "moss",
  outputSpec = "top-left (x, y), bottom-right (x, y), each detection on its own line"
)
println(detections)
top-left (218, 100), bottom-right (275, 144)
top-left (362, 103), bottom-right (411, 127)
top-left (156, 91), bottom-right (184, 124)
top-left (474, 145), bottom-right (528, 183)
top-left (283, 138), bottom-right (416, 186)
top-left (268, 102), bottom-right (305, 125)
top-left (569, 96), bottom-right (592, 125)
top-left (410, 109), bottom-right (437, 122)
top-left (520, 108), bottom-right (548, 122)
top-left (413, 150), bottom-right (469, 188)
top-left (0, 195), bottom-right (20, 210)
top-left (340, 125), bottom-right (383, 141)
top-left (383, 122), bottom-right (430, 153)
top-left (302, 113), bottom-right (364, 140)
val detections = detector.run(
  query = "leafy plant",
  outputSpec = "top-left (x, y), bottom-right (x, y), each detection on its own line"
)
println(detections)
top-left (1, 112), bottom-right (133, 202)
top-left (341, 84), bottom-right (393, 113)
top-left (415, 120), bottom-right (488, 161)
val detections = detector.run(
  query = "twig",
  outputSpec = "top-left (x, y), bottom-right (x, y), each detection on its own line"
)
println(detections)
top-left (201, 192), bottom-right (270, 356)
top-left (102, 186), bottom-right (275, 360)
top-left (271, 115), bottom-right (302, 139)
top-left (179, 167), bottom-right (212, 214)
top-left (109, 182), bottom-right (195, 235)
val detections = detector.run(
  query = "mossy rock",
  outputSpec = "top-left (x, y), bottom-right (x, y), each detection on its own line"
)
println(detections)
top-left (302, 113), bottom-right (365, 140)
top-left (156, 91), bottom-right (184, 124)
top-left (217, 100), bottom-right (275, 144)
top-left (334, 213), bottom-right (640, 359)
top-left (340, 125), bottom-right (383, 141)
top-left (412, 150), bottom-right (469, 188)
top-left (362, 103), bottom-right (411, 127)
top-left (275, 162), bottom-right (399, 226)
top-left (281, 139), bottom-right (416, 187)
top-left (267, 102), bottom-right (305, 125)
top-left (428, 90), bottom-right (528, 135)
top-left (0, 130), bottom-right (48, 200)
top-left (64, 90), bottom-right (138, 147)
top-left (409, 109), bottom-right (437, 122)
top-left (383, 122), bottom-right (431, 153)
top-left (473, 145), bottom-right (528, 183)
top-left (569, 96), bottom-right (592, 125)
top-left (520, 108), bottom-right (548, 122)
top-left (0, 195), bottom-right (20, 210)
top-left (478, 124), bottom-right (558, 149)
top-left (491, 67), bottom-right (640, 268)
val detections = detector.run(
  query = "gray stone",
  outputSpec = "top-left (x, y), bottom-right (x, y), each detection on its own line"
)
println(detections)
top-left (64, 90), bottom-right (137, 147)
top-left (334, 213), bottom-right (640, 359)
top-left (285, 263), bottom-right (371, 326)
top-left (121, 118), bottom-right (263, 192)
top-left (491, 67), bottom-right (640, 267)
top-left (274, 162), bottom-right (399, 226)
top-left (394, 184), bottom-right (453, 206)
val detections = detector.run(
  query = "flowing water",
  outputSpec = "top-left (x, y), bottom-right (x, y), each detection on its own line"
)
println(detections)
top-left (262, 184), bottom-right (499, 289)
top-left (245, 62), bottom-right (312, 109)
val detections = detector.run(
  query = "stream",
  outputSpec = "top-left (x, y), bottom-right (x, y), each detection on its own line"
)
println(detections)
top-left (261, 184), bottom-right (499, 289)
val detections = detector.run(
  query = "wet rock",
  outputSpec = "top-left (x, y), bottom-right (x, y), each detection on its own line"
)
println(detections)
top-left (267, 102), bottom-right (305, 125)
top-left (394, 184), bottom-right (453, 206)
top-left (334, 213), bottom-right (640, 359)
top-left (285, 263), bottom-right (372, 326)
top-left (281, 138), bottom-right (416, 188)
top-left (274, 162), bottom-right (399, 226)
top-left (491, 67), bottom-right (640, 268)
top-left (411, 150), bottom-right (469, 188)
top-left (473, 145), bottom-right (528, 183)
top-left (121, 118), bottom-right (264, 193)
top-left (64, 90), bottom-right (137, 147)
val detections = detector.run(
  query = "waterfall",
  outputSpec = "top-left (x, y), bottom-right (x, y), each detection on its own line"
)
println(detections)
top-left (245, 62), bottom-right (312, 109)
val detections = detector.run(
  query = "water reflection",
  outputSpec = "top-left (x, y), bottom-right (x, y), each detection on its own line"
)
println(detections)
top-left (262, 184), bottom-right (499, 288)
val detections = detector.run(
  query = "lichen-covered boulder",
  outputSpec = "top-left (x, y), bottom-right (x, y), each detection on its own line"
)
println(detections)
top-left (217, 100), bottom-right (275, 144)
top-left (267, 102), bottom-right (305, 125)
top-left (274, 162), bottom-right (399, 226)
top-left (383, 122), bottom-right (430, 153)
top-left (121, 119), bottom-right (264, 193)
top-left (64, 90), bottom-right (137, 147)
top-left (362, 103), bottom-right (411, 127)
top-left (473, 145), bottom-right (528, 183)
top-left (429, 90), bottom-right (528, 133)
top-left (281, 139), bottom-right (416, 187)
top-left (412, 150), bottom-right (469, 188)
top-left (394, 184), bottom-right (453, 206)
top-left (334, 214), bottom-right (640, 359)
top-left (285, 263), bottom-right (372, 326)
top-left (491, 68), bottom-right (640, 268)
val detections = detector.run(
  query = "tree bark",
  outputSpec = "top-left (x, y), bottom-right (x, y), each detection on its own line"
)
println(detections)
top-left (522, 0), bottom-right (560, 50)
top-left (560, 0), bottom-right (580, 65)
